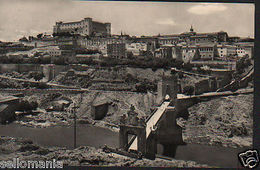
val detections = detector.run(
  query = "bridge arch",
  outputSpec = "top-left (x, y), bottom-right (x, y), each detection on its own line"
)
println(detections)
top-left (119, 125), bottom-right (146, 153)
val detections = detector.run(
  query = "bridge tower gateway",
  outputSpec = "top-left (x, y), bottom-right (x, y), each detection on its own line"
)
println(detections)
top-left (119, 73), bottom-right (185, 159)
top-left (157, 73), bottom-right (179, 105)
top-left (119, 105), bottom-right (148, 156)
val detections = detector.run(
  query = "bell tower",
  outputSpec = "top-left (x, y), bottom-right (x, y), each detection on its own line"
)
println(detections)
top-left (190, 25), bottom-right (194, 32)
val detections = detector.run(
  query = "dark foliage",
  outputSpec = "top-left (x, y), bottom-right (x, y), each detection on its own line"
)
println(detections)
top-left (183, 85), bottom-right (194, 96)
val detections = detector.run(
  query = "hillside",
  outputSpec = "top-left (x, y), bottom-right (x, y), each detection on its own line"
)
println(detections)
top-left (178, 94), bottom-right (253, 148)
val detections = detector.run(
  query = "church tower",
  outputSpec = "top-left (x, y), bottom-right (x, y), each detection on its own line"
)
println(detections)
top-left (190, 25), bottom-right (194, 32)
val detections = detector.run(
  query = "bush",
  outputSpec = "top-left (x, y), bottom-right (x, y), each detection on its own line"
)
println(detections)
top-left (135, 81), bottom-right (157, 93)
top-left (183, 63), bottom-right (192, 71)
top-left (178, 72), bottom-right (184, 79)
top-left (37, 82), bottom-right (49, 89)
top-left (17, 100), bottom-right (38, 112)
top-left (183, 85), bottom-right (194, 95)
top-left (28, 71), bottom-right (45, 81)
top-left (125, 73), bottom-right (138, 83)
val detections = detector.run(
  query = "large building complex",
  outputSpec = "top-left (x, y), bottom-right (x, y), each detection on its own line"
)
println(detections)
top-left (17, 21), bottom-right (253, 68)
top-left (53, 17), bottom-right (111, 37)
top-left (157, 26), bottom-right (228, 46)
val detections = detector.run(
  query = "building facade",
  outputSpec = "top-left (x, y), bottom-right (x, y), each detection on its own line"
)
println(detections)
top-left (53, 17), bottom-right (111, 37)
top-left (158, 36), bottom-right (179, 46)
top-left (217, 44), bottom-right (237, 58)
top-left (77, 36), bottom-right (128, 56)
top-left (156, 26), bottom-right (228, 45)
top-left (197, 44), bottom-right (217, 60)
top-left (181, 45), bottom-right (199, 63)
top-left (107, 43), bottom-right (126, 59)
top-left (126, 42), bottom-right (147, 56)
top-left (235, 43), bottom-right (254, 58)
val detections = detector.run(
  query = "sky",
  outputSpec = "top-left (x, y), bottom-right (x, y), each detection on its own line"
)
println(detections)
top-left (0, 0), bottom-right (255, 42)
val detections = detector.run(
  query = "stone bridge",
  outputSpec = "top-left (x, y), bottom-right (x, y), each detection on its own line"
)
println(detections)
top-left (118, 74), bottom-right (253, 160)
top-left (119, 74), bottom-right (187, 159)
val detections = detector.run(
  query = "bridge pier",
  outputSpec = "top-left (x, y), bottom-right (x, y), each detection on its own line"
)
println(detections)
top-left (161, 143), bottom-right (178, 158)
top-left (155, 106), bottom-right (186, 158)
top-left (145, 131), bottom-right (157, 160)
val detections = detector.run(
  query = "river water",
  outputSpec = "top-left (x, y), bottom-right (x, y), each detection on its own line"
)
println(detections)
top-left (0, 123), bottom-right (248, 168)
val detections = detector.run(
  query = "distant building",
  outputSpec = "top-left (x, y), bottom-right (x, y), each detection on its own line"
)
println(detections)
top-left (47, 46), bottom-right (61, 57)
top-left (158, 36), bottom-right (179, 46)
top-left (228, 36), bottom-right (240, 42)
top-left (132, 37), bottom-right (158, 52)
top-left (126, 42), bottom-right (147, 56)
top-left (217, 44), bottom-right (237, 58)
top-left (154, 47), bottom-right (172, 58)
top-left (155, 26), bottom-right (229, 45)
top-left (56, 37), bottom-right (77, 47)
top-left (197, 44), bottom-right (217, 60)
top-left (77, 36), bottom-right (128, 56)
top-left (181, 45), bottom-right (199, 63)
top-left (216, 42), bottom-right (254, 59)
top-left (107, 43), bottom-right (126, 59)
top-left (235, 43), bottom-right (254, 58)
top-left (154, 44), bottom-right (182, 60)
top-left (171, 45), bottom-right (183, 61)
top-left (53, 17), bottom-right (111, 37)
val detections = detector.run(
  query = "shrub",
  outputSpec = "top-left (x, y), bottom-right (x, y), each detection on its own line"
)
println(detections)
top-left (183, 85), bottom-right (194, 96)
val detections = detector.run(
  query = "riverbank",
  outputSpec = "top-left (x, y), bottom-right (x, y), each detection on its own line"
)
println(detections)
top-left (1, 89), bottom-right (253, 148)
top-left (0, 136), bottom-right (210, 168)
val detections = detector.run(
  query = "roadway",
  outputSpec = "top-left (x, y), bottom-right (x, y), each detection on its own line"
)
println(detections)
top-left (177, 88), bottom-right (253, 100)
top-left (129, 101), bottom-right (171, 150)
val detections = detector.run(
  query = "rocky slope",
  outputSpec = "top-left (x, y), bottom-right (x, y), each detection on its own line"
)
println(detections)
top-left (11, 91), bottom-right (156, 130)
top-left (177, 94), bottom-right (253, 148)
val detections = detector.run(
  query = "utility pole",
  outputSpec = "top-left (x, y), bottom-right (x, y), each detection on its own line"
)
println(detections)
top-left (73, 104), bottom-right (77, 149)
top-left (73, 93), bottom-right (83, 149)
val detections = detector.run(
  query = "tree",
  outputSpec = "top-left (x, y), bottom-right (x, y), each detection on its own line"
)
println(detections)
top-left (28, 71), bottom-right (45, 81)
top-left (183, 62), bottom-right (193, 71)
top-left (127, 51), bottom-right (134, 59)
top-left (17, 100), bottom-right (38, 112)
top-left (37, 33), bottom-right (43, 39)
top-left (183, 85), bottom-right (194, 96)
top-left (19, 37), bottom-right (29, 42)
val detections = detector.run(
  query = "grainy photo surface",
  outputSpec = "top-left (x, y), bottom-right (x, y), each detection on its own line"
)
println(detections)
top-left (0, 0), bottom-right (255, 168)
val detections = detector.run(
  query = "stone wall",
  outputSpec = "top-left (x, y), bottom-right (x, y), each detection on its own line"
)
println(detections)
top-left (91, 103), bottom-right (109, 120)
top-left (0, 64), bottom-right (41, 73)
top-left (194, 79), bottom-right (210, 95)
